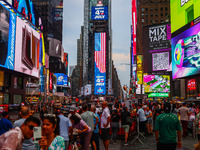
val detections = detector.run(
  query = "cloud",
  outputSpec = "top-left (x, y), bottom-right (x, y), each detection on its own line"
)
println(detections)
top-left (113, 53), bottom-right (130, 64)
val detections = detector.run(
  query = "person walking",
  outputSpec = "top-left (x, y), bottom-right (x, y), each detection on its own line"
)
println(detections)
top-left (58, 110), bottom-right (72, 149)
top-left (110, 108), bottom-right (120, 144)
top-left (145, 106), bottom-right (153, 135)
top-left (155, 102), bottom-right (182, 150)
top-left (101, 101), bottom-right (111, 150)
top-left (0, 111), bottom-right (13, 135)
top-left (91, 105), bottom-right (101, 150)
top-left (179, 103), bottom-right (190, 137)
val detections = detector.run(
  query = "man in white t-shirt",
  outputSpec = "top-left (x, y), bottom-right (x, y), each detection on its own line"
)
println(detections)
top-left (137, 104), bottom-right (147, 135)
top-left (100, 101), bottom-right (111, 150)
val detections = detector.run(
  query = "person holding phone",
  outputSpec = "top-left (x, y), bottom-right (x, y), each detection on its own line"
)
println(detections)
top-left (36, 114), bottom-right (65, 150)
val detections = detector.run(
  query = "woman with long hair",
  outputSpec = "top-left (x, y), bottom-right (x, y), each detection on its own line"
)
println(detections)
top-left (70, 114), bottom-right (92, 150)
top-left (36, 114), bottom-right (65, 150)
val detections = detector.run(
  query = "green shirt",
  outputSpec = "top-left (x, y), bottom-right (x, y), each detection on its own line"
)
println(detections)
top-left (155, 113), bottom-right (181, 144)
top-left (81, 111), bottom-right (97, 131)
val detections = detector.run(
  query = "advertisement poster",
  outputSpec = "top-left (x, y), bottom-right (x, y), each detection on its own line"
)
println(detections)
top-left (91, 6), bottom-right (108, 20)
top-left (143, 75), bottom-right (170, 93)
top-left (0, 3), bottom-right (16, 70)
top-left (54, 73), bottom-right (68, 86)
top-left (94, 32), bottom-right (106, 95)
top-left (142, 23), bottom-right (171, 73)
top-left (170, 0), bottom-right (200, 33)
top-left (172, 21), bottom-right (200, 79)
top-left (132, 0), bottom-right (137, 56)
top-left (137, 55), bottom-right (143, 84)
top-left (52, 5), bottom-right (63, 21)
top-left (14, 16), bottom-right (40, 78)
top-left (84, 84), bottom-right (92, 96)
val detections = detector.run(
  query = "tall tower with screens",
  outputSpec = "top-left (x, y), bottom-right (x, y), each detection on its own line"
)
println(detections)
top-left (83, 0), bottom-right (112, 96)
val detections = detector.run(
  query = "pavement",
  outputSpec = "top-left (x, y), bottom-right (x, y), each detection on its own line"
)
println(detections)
top-left (99, 133), bottom-right (198, 150)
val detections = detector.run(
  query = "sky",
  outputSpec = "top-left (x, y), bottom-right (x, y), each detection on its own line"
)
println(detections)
top-left (62, 0), bottom-right (132, 87)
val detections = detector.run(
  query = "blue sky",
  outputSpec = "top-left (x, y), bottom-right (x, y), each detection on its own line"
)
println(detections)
top-left (62, 0), bottom-right (132, 87)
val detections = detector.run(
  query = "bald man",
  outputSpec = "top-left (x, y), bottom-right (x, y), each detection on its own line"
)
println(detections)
top-left (13, 106), bottom-right (35, 150)
top-left (101, 101), bottom-right (111, 150)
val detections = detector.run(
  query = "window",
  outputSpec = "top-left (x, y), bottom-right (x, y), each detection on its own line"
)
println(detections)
top-left (142, 19), bottom-right (144, 22)
top-left (14, 77), bottom-right (23, 89)
top-left (146, 13), bottom-right (148, 17)
top-left (161, 18), bottom-right (164, 22)
top-left (161, 7), bottom-right (163, 11)
top-left (161, 13), bottom-right (163, 16)
top-left (155, 14), bottom-right (158, 17)
top-left (155, 19), bottom-right (158, 22)
top-left (145, 8), bottom-right (148, 11)
top-left (142, 13), bottom-right (144, 17)
top-left (146, 19), bottom-right (148, 22)
top-left (151, 8), bottom-right (153, 11)
top-left (155, 8), bottom-right (158, 11)
top-left (142, 8), bottom-right (144, 11)
top-left (151, 14), bottom-right (153, 17)
top-left (165, 7), bottom-right (168, 11)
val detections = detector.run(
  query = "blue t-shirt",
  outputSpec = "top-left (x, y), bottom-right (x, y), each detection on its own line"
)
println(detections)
top-left (94, 113), bottom-right (100, 133)
top-left (59, 115), bottom-right (72, 141)
top-left (0, 118), bottom-right (13, 135)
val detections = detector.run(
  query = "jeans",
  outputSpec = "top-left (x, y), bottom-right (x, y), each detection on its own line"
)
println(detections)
top-left (65, 141), bottom-right (69, 150)
top-left (181, 120), bottom-right (188, 137)
top-left (111, 122), bottom-right (118, 141)
top-left (93, 133), bottom-right (100, 150)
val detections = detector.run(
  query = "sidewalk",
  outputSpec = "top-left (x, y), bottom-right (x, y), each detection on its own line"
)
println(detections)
top-left (121, 134), bottom-right (198, 150)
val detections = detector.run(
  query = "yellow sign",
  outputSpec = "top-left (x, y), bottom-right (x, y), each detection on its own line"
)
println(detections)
top-left (137, 55), bottom-right (143, 84)
top-left (0, 71), bottom-right (4, 86)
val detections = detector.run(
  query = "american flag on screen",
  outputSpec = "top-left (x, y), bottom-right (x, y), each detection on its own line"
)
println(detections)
top-left (95, 32), bottom-right (106, 73)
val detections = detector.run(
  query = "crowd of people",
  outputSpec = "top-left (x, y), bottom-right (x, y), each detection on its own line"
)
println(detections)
top-left (1, 99), bottom-right (200, 150)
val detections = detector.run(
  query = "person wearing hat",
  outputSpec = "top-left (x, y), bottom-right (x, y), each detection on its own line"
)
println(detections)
top-left (155, 102), bottom-right (182, 150)
top-left (68, 106), bottom-right (82, 119)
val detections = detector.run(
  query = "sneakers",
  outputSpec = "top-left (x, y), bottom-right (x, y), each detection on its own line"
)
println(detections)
top-left (124, 142), bottom-right (128, 146)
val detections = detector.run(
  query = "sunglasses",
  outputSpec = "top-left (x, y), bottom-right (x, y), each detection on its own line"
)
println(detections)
top-left (26, 124), bottom-right (35, 131)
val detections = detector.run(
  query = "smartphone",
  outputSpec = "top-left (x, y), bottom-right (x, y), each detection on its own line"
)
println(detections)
top-left (33, 127), bottom-right (42, 143)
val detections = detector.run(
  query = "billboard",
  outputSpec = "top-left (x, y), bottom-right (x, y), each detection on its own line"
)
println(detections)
top-left (48, 38), bottom-right (62, 58)
top-left (143, 75), bottom-right (170, 93)
top-left (137, 55), bottom-right (143, 84)
top-left (52, 5), bottom-right (63, 21)
top-left (170, 0), bottom-right (200, 33)
top-left (172, 21), bottom-right (200, 79)
top-left (84, 84), bottom-right (92, 96)
top-left (94, 32), bottom-right (106, 95)
top-left (91, 6), bottom-right (108, 20)
top-left (13, 0), bottom-right (36, 25)
top-left (0, 3), bottom-right (16, 70)
top-left (64, 53), bottom-right (68, 75)
top-left (54, 73), bottom-right (68, 86)
top-left (143, 23), bottom-right (171, 73)
top-left (14, 16), bottom-right (40, 78)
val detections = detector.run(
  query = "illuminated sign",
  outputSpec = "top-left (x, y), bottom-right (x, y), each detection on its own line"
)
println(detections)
top-left (0, 3), bottom-right (16, 70)
top-left (91, 6), bottom-right (108, 20)
top-left (187, 79), bottom-right (196, 90)
top-left (54, 73), bottom-right (68, 86)
top-left (132, 0), bottom-right (137, 56)
top-left (94, 32), bottom-right (106, 95)
top-left (143, 75), bottom-right (170, 93)
top-left (137, 55), bottom-right (143, 84)
top-left (172, 21), bottom-right (200, 79)
top-left (148, 93), bottom-right (169, 97)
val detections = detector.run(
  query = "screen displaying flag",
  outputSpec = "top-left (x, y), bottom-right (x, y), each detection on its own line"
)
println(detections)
top-left (94, 32), bottom-right (106, 95)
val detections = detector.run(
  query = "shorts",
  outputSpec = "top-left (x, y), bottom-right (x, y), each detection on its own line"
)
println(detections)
top-left (122, 125), bottom-right (130, 133)
top-left (101, 128), bottom-right (110, 141)
top-left (147, 119), bottom-right (152, 124)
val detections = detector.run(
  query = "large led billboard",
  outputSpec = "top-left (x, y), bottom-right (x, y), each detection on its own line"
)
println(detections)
top-left (170, 0), bottom-right (200, 34)
top-left (94, 32), bottom-right (106, 95)
top-left (142, 23), bottom-right (171, 73)
top-left (0, 3), bottom-right (16, 70)
top-left (143, 75), bottom-right (170, 93)
top-left (48, 38), bottom-right (62, 58)
top-left (91, 6), bottom-right (108, 20)
top-left (14, 16), bottom-right (40, 78)
top-left (54, 73), bottom-right (68, 86)
top-left (172, 21), bottom-right (200, 79)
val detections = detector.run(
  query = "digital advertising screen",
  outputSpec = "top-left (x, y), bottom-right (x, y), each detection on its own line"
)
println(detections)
top-left (54, 73), bottom-right (68, 86)
top-left (172, 21), bottom-right (200, 79)
top-left (94, 32), bottom-right (106, 95)
top-left (170, 0), bottom-right (200, 34)
top-left (14, 16), bottom-right (40, 78)
top-left (52, 5), bottom-right (63, 21)
top-left (0, 3), bottom-right (16, 70)
top-left (143, 75), bottom-right (170, 93)
top-left (91, 6), bottom-right (108, 20)
top-left (13, 0), bottom-right (36, 25)
top-left (48, 37), bottom-right (62, 58)
top-left (142, 23), bottom-right (171, 73)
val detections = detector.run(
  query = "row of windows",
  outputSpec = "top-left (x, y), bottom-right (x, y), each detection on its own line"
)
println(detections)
top-left (141, 7), bottom-right (168, 12)
top-left (142, 18), bottom-right (169, 23)
top-left (141, 13), bottom-right (169, 17)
